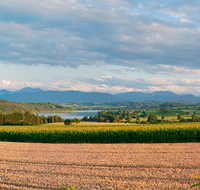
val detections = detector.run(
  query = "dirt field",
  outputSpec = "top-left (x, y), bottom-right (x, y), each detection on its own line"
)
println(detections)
top-left (46, 122), bottom-right (136, 126)
top-left (0, 142), bottom-right (199, 190)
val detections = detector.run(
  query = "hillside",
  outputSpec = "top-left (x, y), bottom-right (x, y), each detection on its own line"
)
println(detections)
top-left (0, 99), bottom-right (74, 114)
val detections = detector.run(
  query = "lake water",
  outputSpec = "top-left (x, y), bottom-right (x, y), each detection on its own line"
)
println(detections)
top-left (35, 110), bottom-right (100, 120)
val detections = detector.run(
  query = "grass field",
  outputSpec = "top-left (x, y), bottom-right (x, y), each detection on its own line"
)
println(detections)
top-left (0, 142), bottom-right (199, 189)
top-left (0, 122), bottom-right (200, 143)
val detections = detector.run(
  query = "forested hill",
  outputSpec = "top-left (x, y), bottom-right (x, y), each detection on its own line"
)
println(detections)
top-left (0, 99), bottom-right (74, 114)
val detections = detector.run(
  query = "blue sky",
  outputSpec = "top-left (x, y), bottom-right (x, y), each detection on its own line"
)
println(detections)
top-left (1, 0), bottom-right (200, 95)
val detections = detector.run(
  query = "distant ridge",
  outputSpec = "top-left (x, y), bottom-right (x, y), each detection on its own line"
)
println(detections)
top-left (0, 88), bottom-right (199, 103)
top-left (115, 91), bottom-right (200, 101)
top-left (0, 89), bottom-right (122, 103)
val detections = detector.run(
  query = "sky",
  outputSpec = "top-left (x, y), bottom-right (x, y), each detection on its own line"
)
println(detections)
top-left (1, 0), bottom-right (200, 95)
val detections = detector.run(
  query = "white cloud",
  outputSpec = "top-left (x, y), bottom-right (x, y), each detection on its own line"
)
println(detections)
top-left (123, 67), bottom-right (135, 71)
top-left (148, 64), bottom-right (200, 75)
top-left (2, 76), bottom-right (200, 95)
top-left (101, 76), bottom-right (113, 79)
top-left (0, 80), bottom-right (42, 91)
top-left (109, 68), bottom-right (121, 73)
top-left (0, 0), bottom-right (199, 69)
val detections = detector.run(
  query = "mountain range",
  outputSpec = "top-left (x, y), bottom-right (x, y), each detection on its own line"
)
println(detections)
top-left (0, 87), bottom-right (199, 103)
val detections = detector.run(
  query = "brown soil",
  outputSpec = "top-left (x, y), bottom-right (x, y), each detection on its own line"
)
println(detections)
top-left (47, 122), bottom-right (135, 126)
top-left (0, 142), bottom-right (199, 189)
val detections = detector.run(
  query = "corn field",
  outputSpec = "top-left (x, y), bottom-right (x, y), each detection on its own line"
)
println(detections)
top-left (0, 123), bottom-right (200, 143)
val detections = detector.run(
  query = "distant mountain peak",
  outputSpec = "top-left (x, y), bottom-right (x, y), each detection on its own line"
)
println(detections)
top-left (149, 91), bottom-right (177, 97)
top-left (15, 87), bottom-right (43, 94)
top-left (0, 89), bottom-right (13, 95)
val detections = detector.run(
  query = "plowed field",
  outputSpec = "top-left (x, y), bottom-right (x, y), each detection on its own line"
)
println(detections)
top-left (0, 142), bottom-right (199, 189)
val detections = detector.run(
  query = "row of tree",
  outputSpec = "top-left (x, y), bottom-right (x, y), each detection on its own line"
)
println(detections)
top-left (81, 110), bottom-right (143, 123)
top-left (0, 109), bottom-right (63, 125)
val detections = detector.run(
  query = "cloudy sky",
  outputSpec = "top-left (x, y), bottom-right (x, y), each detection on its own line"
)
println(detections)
top-left (1, 0), bottom-right (200, 95)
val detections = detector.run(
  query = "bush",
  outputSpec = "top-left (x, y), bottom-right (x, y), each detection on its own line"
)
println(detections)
top-left (147, 114), bottom-right (158, 123)
top-left (17, 120), bottom-right (31, 125)
top-left (64, 119), bottom-right (73, 125)
top-left (3, 121), bottom-right (15, 125)
top-left (136, 120), bottom-right (140, 124)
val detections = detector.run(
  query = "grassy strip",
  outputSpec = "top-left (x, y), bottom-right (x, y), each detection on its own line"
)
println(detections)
top-left (0, 123), bottom-right (200, 143)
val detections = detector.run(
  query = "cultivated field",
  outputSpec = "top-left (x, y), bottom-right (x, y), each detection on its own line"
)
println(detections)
top-left (45, 122), bottom-right (136, 126)
top-left (0, 142), bottom-right (200, 189)
top-left (0, 123), bottom-right (200, 143)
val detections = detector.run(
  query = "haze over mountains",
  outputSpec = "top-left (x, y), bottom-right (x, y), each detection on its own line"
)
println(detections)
top-left (0, 87), bottom-right (199, 103)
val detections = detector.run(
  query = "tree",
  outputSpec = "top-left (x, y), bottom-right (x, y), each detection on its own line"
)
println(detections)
top-left (191, 115), bottom-right (199, 122)
top-left (186, 111), bottom-right (190, 115)
top-left (10, 109), bottom-right (21, 124)
top-left (25, 110), bottom-right (32, 120)
top-left (147, 114), bottom-right (158, 123)
top-left (36, 114), bottom-right (40, 125)
top-left (81, 116), bottom-right (88, 121)
top-left (0, 113), bottom-right (3, 124)
top-left (93, 115), bottom-right (98, 121)
top-left (89, 116), bottom-right (93, 121)
top-left (141, 111), bottom-right (148, 118)
top-left (177, 113), bottom-right (183, 120)
top-left (98, 116), bottom-right (104, 122)
top-left (72, 118), bottom-right (81, 124)
top-left (103, 114), bottom-right (117, 123)
top-left (64, 119), bottom-right (73, 125)
top-left (52, 117), bottom-right (55, 123)
top-left (160, 107), bottom-right (169, 113)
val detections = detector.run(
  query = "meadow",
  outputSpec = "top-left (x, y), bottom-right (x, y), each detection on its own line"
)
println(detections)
top-left (0, 122), bottom-right (200, 143)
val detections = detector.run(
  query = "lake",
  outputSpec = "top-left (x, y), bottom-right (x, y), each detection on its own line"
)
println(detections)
top-left (35, 110), bottom-right (100, 120)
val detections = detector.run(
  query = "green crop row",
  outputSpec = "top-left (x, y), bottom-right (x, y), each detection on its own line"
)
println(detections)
top-left (0, 123), bottom-right (200, 143)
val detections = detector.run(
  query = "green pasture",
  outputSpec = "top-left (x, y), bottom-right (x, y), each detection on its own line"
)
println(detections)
top-left (131, 115), bottom-right (200, 122)
top-left (0, 123), bottom-right (200, 143)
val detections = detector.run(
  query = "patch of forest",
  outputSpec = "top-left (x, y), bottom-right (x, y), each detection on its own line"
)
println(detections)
top-left (0, 99), bottom-right (75, 114)
top-left (0, 109), bottom-right (64, 125)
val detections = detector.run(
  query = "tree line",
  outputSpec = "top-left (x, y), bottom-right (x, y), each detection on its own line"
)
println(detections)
top-left (0, 109), bottom-right (64, 125)
top-left (81, 110), bottom-right (145, 123)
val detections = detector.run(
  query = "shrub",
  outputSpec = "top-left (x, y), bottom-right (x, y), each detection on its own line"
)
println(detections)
top-left (64, 119), bottom-right (73, 125)
top-left (3, 121), bottom-right (15, 125)
top-left (17, 120), bottom-right (31, 126)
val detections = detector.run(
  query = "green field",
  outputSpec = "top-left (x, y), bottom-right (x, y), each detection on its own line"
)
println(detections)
top-left (128, 115), bottom-right (199, 122)
top-left (0, 123), bottom-right (200, 143)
